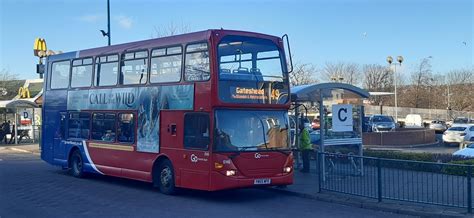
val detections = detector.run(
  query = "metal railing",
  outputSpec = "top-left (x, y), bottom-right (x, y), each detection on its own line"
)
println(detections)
top-left (317, 152), bottom-right (473, 213)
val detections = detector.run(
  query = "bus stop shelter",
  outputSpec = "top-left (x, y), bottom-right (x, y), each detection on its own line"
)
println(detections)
top-left (1, 99), bottom-right (39, 144)
top-left (291, 83), bottom-right (370, 178)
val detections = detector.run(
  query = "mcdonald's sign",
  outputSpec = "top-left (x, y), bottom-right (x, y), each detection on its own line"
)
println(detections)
top-left (34, 38), bottom-right (47, 56)
top-left (18, 87), bottom-right (31, 99)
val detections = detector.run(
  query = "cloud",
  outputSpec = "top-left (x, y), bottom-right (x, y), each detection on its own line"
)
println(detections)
top-left (114, 15), bottom-right (133, 29)
top-left (78, 14), bottom-right (102, 23)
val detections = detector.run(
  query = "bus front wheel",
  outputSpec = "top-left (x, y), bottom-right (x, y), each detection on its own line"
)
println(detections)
top-left (155, 159), bottom-right (177, 195)
top-left (69, 150), bottom-right (84, 178)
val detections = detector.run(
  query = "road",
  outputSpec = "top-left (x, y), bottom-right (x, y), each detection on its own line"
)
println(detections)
top-left (0, 148), bottom-right (413, 218)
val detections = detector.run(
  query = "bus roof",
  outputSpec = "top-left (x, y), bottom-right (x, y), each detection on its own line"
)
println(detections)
top-left (47, 29), bottom-right (282, 60)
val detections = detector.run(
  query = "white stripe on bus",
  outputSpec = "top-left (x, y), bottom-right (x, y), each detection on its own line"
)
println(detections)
top-left (82, 140), bottom-right (103, 174)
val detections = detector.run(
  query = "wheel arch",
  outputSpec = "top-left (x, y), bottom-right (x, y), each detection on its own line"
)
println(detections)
top-left (67, 146), bottom-right (81, 168)
top-left (152, 154), bottom-right (175, 186)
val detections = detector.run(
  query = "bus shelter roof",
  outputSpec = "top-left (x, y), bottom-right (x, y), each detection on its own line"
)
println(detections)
top-left (2, 99), bottom-right (38, 109)
top-left (291, 82), bottom-right (370, 102)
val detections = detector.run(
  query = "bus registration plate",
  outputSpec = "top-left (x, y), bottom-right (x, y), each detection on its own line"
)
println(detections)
top-left (254, 178), bottom-right (271, 185)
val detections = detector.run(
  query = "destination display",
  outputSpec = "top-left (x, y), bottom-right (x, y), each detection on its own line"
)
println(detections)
top-left (219, 80), bottom-right (288, 104)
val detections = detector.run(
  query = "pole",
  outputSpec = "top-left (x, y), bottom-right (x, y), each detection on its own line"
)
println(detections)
top-left (394, 64), bottom-right (398, 123)
top-left (14, 109), bottom-right (18, 145)
top-left (32, 108), bottom-right (35, 143)
top-left (377, 158), bottom-right (382, 202)
top-left (295, 105), bottom-right (300, 169)
top-left (107, 0), bottom-right (111, 46)
top-left (319, 90), bottom-right (326, 181)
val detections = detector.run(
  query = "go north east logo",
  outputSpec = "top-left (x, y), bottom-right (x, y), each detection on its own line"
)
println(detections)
top-left (190, 154), bottom-right (208, 163)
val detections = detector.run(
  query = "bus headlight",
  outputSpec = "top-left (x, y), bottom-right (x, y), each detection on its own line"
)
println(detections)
top-left (226, 170), bottom-right (236, 176)
top-left (283, 166), bottom-right (292, 173)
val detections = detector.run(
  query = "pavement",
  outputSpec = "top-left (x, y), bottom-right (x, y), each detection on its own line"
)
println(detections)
top-left (0, 143), bottom-right (40, 154)
top-left (1, 143), bottom-right (471, 217)
top-left (271, 169), bottom-right (469, 218)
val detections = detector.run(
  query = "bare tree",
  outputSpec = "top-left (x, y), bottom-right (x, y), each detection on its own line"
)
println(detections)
top-left (446, 68), bottom-right (474, 111)
top-left (0, 69), bottom-right (19, 100)
top-left (322, 62), bottom-right (361, 86)
top-left (362, 64), bottom-right (393, 105)
top-left (0, 69), bottom-right (17, 82)
top-left (404, 59), bottom-right (433, 108)
top-left (289, 62), bottom-right (318, 86)
top-left (151, 22), bottom-right (191, 38)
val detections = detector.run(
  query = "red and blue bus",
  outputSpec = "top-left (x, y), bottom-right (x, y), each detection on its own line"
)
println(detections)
top-left (40, 29), bottom-right (293, 194)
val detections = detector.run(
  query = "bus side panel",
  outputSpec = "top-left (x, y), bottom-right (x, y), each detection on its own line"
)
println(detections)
top-left (161, 110), bottom-right (211, 190)
top-left (160, 111), bottom-right (183, 187)
top-left (40, 122), bottom-right (53, 165)
top-left (41, 90), bottom-right (68, 165)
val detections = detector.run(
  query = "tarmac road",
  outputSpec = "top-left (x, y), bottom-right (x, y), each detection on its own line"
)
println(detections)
top-left (0, 148), bottom-right (413, 218)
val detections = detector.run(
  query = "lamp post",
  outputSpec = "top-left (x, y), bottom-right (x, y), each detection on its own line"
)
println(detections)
top-left (386, 55), bottom-right (403, 122)
top-left (100, 0), bottom-right (111, 46)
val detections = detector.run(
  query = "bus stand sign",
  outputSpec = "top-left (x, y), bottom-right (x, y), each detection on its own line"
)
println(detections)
top-left (332, 104), bottom-right (353, 132)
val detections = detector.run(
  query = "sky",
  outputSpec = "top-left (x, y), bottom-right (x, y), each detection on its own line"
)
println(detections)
top-left (0, 0), bottom-right (472, 79)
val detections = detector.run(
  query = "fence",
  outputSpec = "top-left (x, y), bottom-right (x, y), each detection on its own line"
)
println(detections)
top-left (365, 105), bottom-right (474, 121)
top-left (317, 152), bottom-right (473, 213)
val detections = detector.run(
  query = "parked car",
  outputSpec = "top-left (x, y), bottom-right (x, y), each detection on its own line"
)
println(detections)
top-left (453, 143), bottom-right (474, 158)
top-left (461, 125), bottom-right (474, 149)
top-left (367, 115), bottom-right (396, 132)
top-left (429, 120), bottom-right (447, 133)
top-left (453, 117), bottom-right (471, 125)
top-left (442, 125), bottom-right (468, 146)
top-left (405, 114), bottom-right (423, 128)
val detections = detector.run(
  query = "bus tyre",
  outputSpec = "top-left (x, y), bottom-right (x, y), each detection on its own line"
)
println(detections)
top-left (70, 150), bottom-right (84, 178)
top-left (156, 160), bottom-right (176, 195)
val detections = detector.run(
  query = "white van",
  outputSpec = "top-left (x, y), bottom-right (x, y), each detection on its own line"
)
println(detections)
top-left (405, 114), bottom-right (423, 128)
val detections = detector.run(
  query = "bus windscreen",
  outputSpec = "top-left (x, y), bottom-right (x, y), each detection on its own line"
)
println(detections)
top-left (218, 35), bottom-right (289, 104)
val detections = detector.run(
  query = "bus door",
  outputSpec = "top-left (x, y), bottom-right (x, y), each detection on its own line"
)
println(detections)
top-left (161, 111), bottom-right (210, 190)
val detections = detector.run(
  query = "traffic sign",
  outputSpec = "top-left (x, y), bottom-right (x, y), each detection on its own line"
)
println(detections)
top-left (332, 104), bottom-right (353, 132)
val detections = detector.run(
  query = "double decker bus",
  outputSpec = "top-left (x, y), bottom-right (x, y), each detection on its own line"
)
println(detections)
top-left (40, 29), bottom-right (293, 194)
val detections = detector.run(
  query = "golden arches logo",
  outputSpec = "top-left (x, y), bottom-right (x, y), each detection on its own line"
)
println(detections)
top-left (34, 38), bottom-right (47, 56)
top-left (18, 87), bottom-right (30, 99)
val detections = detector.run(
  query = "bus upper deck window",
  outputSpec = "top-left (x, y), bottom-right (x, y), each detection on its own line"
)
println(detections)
top-left (120, 51), bottom-right (148, 85)
top-left (50, 60), bottom-right (70, 89)
top-left (150, 46), bottom-right (182, 83)
top-left (71, 58), bottom-right (93, 88)
top-left (184, 43), bottom-right (210, 81)
top-left (95, 55), bottom-right (119, 87)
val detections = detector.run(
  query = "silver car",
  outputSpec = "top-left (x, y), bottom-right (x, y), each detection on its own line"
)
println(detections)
top-left (443, 125), bottom-right (468, 146)
top-left (461, 125), bottom-right (474, 149)
top-left (429, 120), bottom-right (447, 133)
top-left (368, 115), bottom-right (396, 132)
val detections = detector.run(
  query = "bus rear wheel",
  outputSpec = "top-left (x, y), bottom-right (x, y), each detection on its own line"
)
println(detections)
top-left (69, 150), bottom-right (84, 178)
top-left (155, 159), bottom-right (177, 195)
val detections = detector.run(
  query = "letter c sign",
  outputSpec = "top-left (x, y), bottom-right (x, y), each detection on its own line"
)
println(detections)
top-left (332, 104), bottom-right (353, 132)
top-left (338, 108), bottom-right (348, 122)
